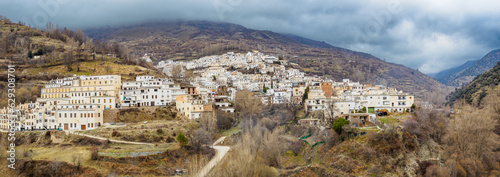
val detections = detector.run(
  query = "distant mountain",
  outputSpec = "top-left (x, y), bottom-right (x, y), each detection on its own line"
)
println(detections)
top-left (447, 61), bottom-right (500, 106)
top-left (434, 49), bottom-right (500, 86)
top-left (434, 59), bottom-right (479, 84)
top-left (426, 73), bottom-right (437, 77)
top-left (85, 21), bottom-right (449, 102)
top-left (281, 33), bottom-right (340, 49)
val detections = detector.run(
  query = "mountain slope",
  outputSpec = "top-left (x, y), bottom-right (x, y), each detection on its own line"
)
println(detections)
top-left (84, 21), bottom-right (450, 103)
top-left (447, 61), bottom-right (500, 106)
top-left (435, 49), bottom-right (500, 86)
top-left (0, 18), bottom-right (164, 108)
top-left (434, 59), bottom-right (479, 84)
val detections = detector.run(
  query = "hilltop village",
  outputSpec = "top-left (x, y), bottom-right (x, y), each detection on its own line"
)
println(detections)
top-left (1, 51), bottom-right (413, 131)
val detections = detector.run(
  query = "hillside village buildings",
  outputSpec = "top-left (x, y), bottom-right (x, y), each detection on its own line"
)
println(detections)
top-left (1, 51), bottom-right (414, 131)
top-left (120, 76), bottom-right (185, 107)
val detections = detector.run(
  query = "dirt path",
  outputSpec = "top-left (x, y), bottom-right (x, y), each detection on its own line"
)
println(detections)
top-left (69, 131), bottom-right (155, 146)
top-left (196, 136), bottom-right (230, 177)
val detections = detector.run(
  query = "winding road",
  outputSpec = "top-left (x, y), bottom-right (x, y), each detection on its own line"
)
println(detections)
top-left (69, 131), bottom-right (230, 177)
top-left (196, 136), bottom-right (230, 177)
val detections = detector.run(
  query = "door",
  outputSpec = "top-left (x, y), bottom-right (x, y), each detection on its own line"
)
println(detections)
top-left (81, 125), bottom-right (86, 130)
top-left (64, 123), bottom-right (68, 130)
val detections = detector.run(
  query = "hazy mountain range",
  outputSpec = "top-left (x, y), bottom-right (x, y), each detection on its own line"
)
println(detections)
top-left (433, 49), bottom-right (500, 87)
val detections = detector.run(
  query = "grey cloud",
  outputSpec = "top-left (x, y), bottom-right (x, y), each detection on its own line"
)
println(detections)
top-left (0, 0), bottom-right (498, 73)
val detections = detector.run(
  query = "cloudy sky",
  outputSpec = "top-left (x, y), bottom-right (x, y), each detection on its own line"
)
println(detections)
top-left (1, 0), bottom-right (499, 73)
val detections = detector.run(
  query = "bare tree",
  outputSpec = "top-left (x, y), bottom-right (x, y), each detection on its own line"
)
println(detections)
top-left (199, 111), bottom-right (217, 133)
top-left (0, 31), bottom-right (15, 55)
top-left (444, 104), bottom-right (498, 161)
top-left (188, 128), bottom-right (212, 151)
top-left (324, 99), bottom-right (338, 125)
top-left (235, 90), bottom-right (263, 120)
top-left (171, 65), bottom-right (183, 81)
top-left (75, 28), bottom-right (85, 46)
top-left (208, 120), bottom-right (281, 177)
top-left (285, 98), bottom-right (303, 123)
top-left (63, 50), bottom-right (74, 71)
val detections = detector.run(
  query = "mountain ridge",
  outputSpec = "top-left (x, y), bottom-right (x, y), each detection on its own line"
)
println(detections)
top-left (447, 61), bottom-right (500, 106)
top-left (434, 49), bottom-right (500, 87)
top-left (84, 20), bottom-right (450, 104)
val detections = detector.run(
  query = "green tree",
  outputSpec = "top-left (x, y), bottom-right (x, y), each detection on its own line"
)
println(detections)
top-left (176, 132), bottom-right (188, 147)
top-left (263, 85), bottom-right (269, 93)
top-left (359, 107), bottom-right (367, 113)
top-left (410, 104), bottom-right (416, 112)
top-left (302, 86), bottom-right (310, 102)
top-left (332, 118), bottom-right (350, 134)
top-left (27, 50), bottom-right (33, 58)
top-left (35, 48), bottom-right (44, 56)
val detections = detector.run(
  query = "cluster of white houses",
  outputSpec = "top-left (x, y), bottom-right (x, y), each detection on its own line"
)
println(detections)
top-left (1, 52), bottom-right (415, 131)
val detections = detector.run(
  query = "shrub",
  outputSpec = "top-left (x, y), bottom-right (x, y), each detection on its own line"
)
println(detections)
top-left (176, 132), bottom-right (188, 147)
top-left (111, 130), bottom-right (120, 137)
top-left (137, 133), bottom-right (148, 142)
top-left (166, 136), bottom-right (175, 143)
top-left (90, 147), bottom-right (99, 160)
top-left (332, 118), bottom-right (350, 134)
top-left (156, 128), bottom-right (164, 134)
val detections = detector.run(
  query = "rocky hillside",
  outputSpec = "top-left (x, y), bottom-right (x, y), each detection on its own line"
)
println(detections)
top-left (434, 49), bottom-right (500, 87)
top-left (0, 17), bottom-right (164, 108)
top-left (447, 61), bottom-right (500, 106)
top-left (84, 21), bottom-right (450, 103)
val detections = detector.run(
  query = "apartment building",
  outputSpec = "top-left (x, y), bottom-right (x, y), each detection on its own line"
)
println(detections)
top-left (34, 75), bottom-right (121, 130)
top-left (175, 94), bottom-right (213, 119)
top-left (120, 76), bottom-right (185, 107)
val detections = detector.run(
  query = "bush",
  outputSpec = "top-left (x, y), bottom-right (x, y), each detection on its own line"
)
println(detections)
top-left (332, 118), bottom-right (350, 134)
top-left (166, 136), bottom-right (175, 143)
top-left (176, 132), bottom-right (188, 147)
top-left (261, 118), bottom-right (276, 131)
top-left (90, 147), bottom-right (99, 160)
top-left (137, 133), bottom-right (148, 142)
top-left (156, 128), bottom-right (164, 134)
top-left (111, 130), bottom-right (120, 137)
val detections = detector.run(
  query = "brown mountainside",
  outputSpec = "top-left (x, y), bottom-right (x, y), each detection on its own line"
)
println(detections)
top-left (84, 21), bottom-right (450, 104)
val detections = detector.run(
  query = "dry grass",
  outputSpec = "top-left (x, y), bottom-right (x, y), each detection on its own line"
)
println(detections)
top-left (80, 120), bottom-right (199, 143)
top-left (379, 112), bottom-right (411, 126)
top-left (21, 60), bottom-right (161, 81)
